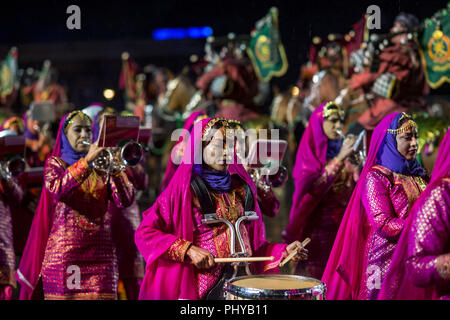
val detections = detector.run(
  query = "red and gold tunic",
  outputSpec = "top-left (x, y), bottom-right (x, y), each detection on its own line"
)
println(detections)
top-left (41, 157), bottom-right (134, 300)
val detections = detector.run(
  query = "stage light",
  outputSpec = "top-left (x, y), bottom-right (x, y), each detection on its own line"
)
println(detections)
top-left (103, 89), bottom-right (115, 100)
top-left (153, 27), bottom-right (213, 40)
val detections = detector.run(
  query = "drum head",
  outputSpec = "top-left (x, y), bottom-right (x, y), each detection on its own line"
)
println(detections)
top-left (225, 274), bottom-right (326, 300)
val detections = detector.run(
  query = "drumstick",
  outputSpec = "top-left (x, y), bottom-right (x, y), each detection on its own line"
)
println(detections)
top-left (214, 256), bottom-right (275, 263)
top-left (279, 238), bottom-right (311, 267)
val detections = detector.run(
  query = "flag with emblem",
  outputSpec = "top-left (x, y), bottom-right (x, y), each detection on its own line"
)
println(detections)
top-left (420, 3), bottom-right (450, 89)
top-left (0, 47), bottom-right (18, 99)
top-left (247, 7), bottom-right (288, 82)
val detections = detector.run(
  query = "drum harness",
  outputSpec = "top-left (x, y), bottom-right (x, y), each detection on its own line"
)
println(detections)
top-left (190, 174), bottom-right (258, 299)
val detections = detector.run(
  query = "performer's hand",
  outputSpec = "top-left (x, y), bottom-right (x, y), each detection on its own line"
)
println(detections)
top-left (85, 142), bottom-right (106, 164)
top-left (284, 241), bottom-right (308, 262)
top-left (187, 245), bottom-right (216, 270)
top-left (0, 285), bottom-right (13, 300)
top-left (349, 72), bottom-right (375, 90)
top-left (337, 136), bottom-right (357, 162)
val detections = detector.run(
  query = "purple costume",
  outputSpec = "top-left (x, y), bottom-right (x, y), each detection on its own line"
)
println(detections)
top-left (322, 112), bottom-right (427, 300)
top-left (379, 130), bottom-right (450, 300)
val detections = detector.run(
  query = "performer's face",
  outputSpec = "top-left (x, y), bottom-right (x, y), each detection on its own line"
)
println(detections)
top-left (203, 127), bottom-right (230, 171)
top-left (27, 117), bottom-right (40, 135)
top-left (391, 22), bottom-right (407, 44)
top-left (396, 122), bottom-right (419, 160)
top-left (66, 116), bottom-right (93, 153)
top-left (323, 115), bottom-right (343, 140)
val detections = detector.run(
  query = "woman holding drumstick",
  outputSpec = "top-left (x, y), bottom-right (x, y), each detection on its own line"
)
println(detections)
top-left (135, 117), bottom-right (308, 300)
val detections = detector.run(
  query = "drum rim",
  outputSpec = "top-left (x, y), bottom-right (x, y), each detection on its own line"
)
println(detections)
top-left (224, 274), bottom-right (326, 299)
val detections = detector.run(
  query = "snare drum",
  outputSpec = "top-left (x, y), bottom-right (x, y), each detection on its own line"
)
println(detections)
top-left (224, 274), bottom-right (326, 300)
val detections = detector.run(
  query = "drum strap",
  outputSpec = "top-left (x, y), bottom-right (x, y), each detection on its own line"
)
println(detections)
top-left (190, 175), bottom-right (254, 215)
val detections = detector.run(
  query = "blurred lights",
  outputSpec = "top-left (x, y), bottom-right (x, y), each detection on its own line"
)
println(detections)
top-left (292, 86), bottom-right (300, 97)
top-left (153, 27), bottom-right (213, 40)
top-left (103, 89), bottom-right (115, 100)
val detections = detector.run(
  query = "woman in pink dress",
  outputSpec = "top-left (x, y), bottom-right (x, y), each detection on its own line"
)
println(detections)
top-left (16, 110), bottom-right (135, 300)
top-left (378, 130), bottom-right (450, 300)
top-left (322, 112), bottom-right (428, 300)
top-left (282, 101), bottom-right (360, 279)
top-left (135, 117), bottom-right (307, 300)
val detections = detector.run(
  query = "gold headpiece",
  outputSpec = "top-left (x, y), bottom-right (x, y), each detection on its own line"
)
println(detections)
top-left (64, 110), bottom-right (92, 133)
top-left (323, 101), bottom-right (345, 119)
top-left (387, 113), bottom-right (417, 135)
top-left (194, 114), bottom-right (208, 123)
top-left (202, 118), bottom-right (230, 140)
top-left (2, 117), bottom-right (23, 131)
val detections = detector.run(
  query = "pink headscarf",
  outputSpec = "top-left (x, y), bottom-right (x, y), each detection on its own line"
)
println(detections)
top-left (160, 110), bottom-right (206, 192)
top-left (16, 114), bottom-right (69, 299)
top-left (135, 118), bottom-right (278, 300)
top-left (282, 102), bottom-right (329, 242)
top-left (378, 129), bottom-right (450, 300)
top-left (321, 112), bottom-right (399, 300)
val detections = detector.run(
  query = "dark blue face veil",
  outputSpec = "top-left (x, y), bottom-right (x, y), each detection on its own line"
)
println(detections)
top-left (376, 113), bottom-right (425, 177)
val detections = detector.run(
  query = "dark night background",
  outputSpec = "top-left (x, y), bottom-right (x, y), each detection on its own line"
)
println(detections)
top-left (0, 0), bottom-right (448, 109)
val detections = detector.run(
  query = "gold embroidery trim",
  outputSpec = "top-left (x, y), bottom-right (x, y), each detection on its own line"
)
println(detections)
top-left (168, 238), bottom-right (192, 262)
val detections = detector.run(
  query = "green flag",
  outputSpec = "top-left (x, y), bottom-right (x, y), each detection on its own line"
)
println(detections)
top-left (0, 47), bottom-right (18, 99)
top-left (247, 7), bottom-right (288, 82)
top-left (419, 3), bottom-right (450, 89)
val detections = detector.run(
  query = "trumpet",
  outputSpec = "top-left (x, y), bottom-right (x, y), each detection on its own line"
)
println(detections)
top-left (0, 156), bottom-right (26, 179)
top-left (336, 129), bottom-right (367, 166)
top-left (81, 140), bottom-right (144, 174)
top-left (248, 163), bottom-right (289, 193)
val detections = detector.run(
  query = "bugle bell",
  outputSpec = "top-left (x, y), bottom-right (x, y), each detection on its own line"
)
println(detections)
top-left (81, 140), bottom-right (144, 174)
top-left (1, 156), bottom-right (26, 179)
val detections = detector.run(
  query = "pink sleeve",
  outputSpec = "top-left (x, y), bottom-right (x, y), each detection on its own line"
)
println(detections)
top-left (310, 158), bottom-right (344, 196)
top-left (109, 172), bottom-right (135, 209)
top-left (406, 180), bottom-right (450, 287)
top-left (362, 169), bottom-right (405, 240)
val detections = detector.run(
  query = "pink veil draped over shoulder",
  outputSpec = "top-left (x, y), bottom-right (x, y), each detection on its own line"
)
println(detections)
top-left (282, 102), bottom-right (329, 242)
top-left (321, 112), bottom-right (399, 300)
top-left (160, 110), bottom-right (206, 192)
top-left (15, 115), bottom-right (67, 300)
top-left (135, 118), bottom-right (284, 300)
top-left (378, 129), bottom-right (450, 300)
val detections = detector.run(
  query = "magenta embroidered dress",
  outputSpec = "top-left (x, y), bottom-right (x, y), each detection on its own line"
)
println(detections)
top-left (41, 157), bottom-right (134, 299)
top-left (359, 164), bottom-right (426, 300)
top-left (378, 130), bottom-right (450, 300)
top-left (135, 118), bottom-right (286, 300)
top-left (0, 176), bottom-right (23, 288)
top-left (322, 112), bottom-right (427, 300)
top-left (16, 114), bottom-right (135, 300)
